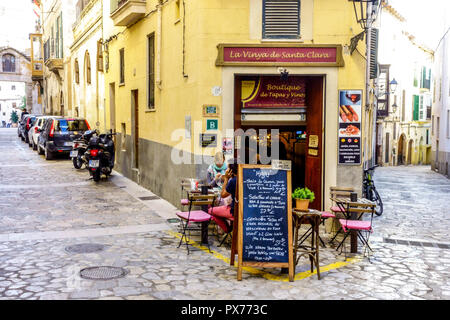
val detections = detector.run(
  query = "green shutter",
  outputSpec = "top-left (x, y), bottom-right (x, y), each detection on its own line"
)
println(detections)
top-left (413, 95), bottom-right (419, 121)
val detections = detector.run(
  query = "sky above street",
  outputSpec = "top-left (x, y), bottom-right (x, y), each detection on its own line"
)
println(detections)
top-left (0, 0), bottom-right (448, 53)
top-left (0, 0), bottom-right (37, 52)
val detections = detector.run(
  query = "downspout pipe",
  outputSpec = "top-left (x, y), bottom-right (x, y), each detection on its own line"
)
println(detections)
top-left (156, 0), bottom-right (162, 89)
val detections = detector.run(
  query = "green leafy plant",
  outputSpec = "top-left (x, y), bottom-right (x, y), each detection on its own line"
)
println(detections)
top-left (292, 187), bottom-right (315, 202)
top-left (10, 110), bottom-right (19, 124)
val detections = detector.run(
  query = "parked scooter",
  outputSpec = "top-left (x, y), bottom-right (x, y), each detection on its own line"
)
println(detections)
top-left (85, 130), bottom-right (116, 182)
top-left (70, 130), bottom-right (98, 169)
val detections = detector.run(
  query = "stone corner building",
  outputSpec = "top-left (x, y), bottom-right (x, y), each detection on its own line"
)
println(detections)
top-left (98, 0), bottom-right (376, 210)
top-left (0, 46), bottom-right (41, 118)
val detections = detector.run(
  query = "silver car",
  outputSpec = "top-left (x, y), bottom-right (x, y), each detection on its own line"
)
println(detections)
top-left (28, 116), bottom-right (51, 151)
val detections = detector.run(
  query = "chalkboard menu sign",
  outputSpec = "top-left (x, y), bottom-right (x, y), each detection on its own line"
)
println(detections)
top-left (237, 164), bottom-right (294, 282)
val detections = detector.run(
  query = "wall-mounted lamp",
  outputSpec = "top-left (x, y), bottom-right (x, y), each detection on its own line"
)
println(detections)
top-left (389, 78), bottom-right (398, 94)
top-left (278, 68), bottom-right (289, 81)
top-left (350, 0), bottom-right (380, 30)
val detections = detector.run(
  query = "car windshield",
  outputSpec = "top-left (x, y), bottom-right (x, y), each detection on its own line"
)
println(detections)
top-left (55, 119), bottom-right (89, 132)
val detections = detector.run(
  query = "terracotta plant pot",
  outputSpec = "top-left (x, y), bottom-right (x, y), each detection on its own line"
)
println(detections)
top-left (295, 199), bottom-right (310, 211)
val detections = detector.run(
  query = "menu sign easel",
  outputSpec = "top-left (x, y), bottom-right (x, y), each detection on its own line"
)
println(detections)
top-left (237, 164), bottom-right (294, 282)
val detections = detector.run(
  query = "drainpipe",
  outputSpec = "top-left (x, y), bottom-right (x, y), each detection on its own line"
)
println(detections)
top-left (156, 0), bottom-right (162, 89)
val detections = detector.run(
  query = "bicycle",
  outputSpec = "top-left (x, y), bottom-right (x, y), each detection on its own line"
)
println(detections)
top-left (363, 165), bottom-right (383, 216)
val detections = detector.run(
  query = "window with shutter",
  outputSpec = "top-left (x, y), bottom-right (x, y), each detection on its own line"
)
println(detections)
top-left (147, 34), bottom-right (155, 109)
top-left (119, 48), bottom-right (125, 85)
top-left (97, 41), bottom-right (104, 72)
top-left (263, 0), bottom-right (300, 39)
top-left (413, 95), bottom-right (419, 121)
top-left (369, 28), bottom-right (379, 79)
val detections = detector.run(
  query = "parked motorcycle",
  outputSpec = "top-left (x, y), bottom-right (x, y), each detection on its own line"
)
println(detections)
top-left (70, 130), bottom-right (98, 169)
top-left (85, 130), bottom-right (116, 182)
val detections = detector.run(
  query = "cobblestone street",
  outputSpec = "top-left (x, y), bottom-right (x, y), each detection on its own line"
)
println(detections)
top-left (0, 128), bottom-right (449, 300)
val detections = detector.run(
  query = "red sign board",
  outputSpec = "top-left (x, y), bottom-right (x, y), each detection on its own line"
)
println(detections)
top-left (242, 77), bottom-right (306, 108)
top-left (216, 45), bottom-right (343, 66)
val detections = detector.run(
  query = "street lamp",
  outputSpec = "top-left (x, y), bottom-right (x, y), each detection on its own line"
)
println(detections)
top-left (391, 103), bottom-right (398, 114)
top-left (389, 78), bottom-right (398, 94)
top-left (350, 0), bottom-right (380, 30)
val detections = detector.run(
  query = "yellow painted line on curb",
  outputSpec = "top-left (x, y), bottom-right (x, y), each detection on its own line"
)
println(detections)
top-left (166, 230), bottom-right (361, 282)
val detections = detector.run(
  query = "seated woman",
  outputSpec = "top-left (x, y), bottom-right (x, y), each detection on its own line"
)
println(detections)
top-left (206, 151), bottom-right (228, 190)
top-left (208, 159), bottom-right (238, 234)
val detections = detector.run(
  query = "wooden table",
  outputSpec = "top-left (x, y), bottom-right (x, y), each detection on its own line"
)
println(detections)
top-left (292, 209), bottom-right (322, 279)
top-left (186, 189), bottom-right (220, 244)
top-left (330, 197), bottom-right (376, 253)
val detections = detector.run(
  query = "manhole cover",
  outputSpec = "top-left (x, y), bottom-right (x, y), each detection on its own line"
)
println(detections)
top-left (79, 266), bottom-right (128, 280)
top-left (167, 218), bottom-right (181, 224)
top-left (65, 243), bottom-right (107, 254)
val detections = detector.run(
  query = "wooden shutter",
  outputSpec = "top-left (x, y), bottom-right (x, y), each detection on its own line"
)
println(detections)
top-left (369, 28), bottom-right (379, 79)
top-left (413, 95), bottom-right (419, 121)
top-left (148, 34), bottom-right (155, 108)
top-left (263, 0), bottom-right (300, 39)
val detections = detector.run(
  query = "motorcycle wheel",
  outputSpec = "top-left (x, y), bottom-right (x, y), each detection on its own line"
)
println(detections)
top-left (93, 170), bottom-right (101, 182)
top-left (73, 155), bottom-right (83, 169)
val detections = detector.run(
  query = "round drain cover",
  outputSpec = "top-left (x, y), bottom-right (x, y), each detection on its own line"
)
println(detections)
top-left (80, 266), bottom-right (128, 280)
top-left (65, 243), bottom-right (107, 254)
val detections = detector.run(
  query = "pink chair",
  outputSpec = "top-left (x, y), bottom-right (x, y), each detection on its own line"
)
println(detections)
top-left (335, 201), bottom-right (376, 259)
top-left (176, 193), bottom-right (216, 254)
top-left (328, 186), bottom-right (355, 244)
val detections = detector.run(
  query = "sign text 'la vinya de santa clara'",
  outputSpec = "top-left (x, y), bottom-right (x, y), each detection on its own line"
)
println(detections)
top-left (216, 44), bottom-right (344, 67)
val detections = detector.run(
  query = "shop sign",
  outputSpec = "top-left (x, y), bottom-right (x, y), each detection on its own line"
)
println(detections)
top-left (241, 76), bottom-right (306, 108)
top-left (216, 44), bottom-right (344, 67)
top-left (200, 133), bottom-right (217, 148)
top-left (338, 90), bottom-right (362, 165)
top-left (206, 119), bottom-right (218, 131)
top-left (203, 105), bottom-right (220, 117)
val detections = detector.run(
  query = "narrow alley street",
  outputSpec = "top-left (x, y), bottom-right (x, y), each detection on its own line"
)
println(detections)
top-left (0, 128), bottom-right (448, 300)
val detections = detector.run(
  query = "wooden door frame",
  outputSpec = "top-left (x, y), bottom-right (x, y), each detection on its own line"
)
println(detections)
top-left (233, 74), bottom-right (325, 210)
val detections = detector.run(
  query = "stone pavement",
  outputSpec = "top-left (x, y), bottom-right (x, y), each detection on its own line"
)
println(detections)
top-left (0, 128), bottom-right (449, 300)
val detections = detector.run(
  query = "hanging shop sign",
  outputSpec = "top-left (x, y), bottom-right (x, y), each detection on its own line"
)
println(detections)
top-left (241, 76), bottom-right (306, 108)
top-left (338, 90), bottom-right (362, 165)
top-left (216, 44), bottom-right (344, 67)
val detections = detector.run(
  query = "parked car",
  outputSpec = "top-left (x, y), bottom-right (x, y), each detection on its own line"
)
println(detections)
top-left (18, 115), bottom-right (39, 143)
top-left (37, 117), bottom-right (91, 160)
top-left (17, 111), bottom-right (29, 137)
top-left (28, 116), bottom-right (52, 150)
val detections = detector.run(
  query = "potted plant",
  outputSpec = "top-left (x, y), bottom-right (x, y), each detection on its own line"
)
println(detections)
top-left (292, 187), bottom-right (315, 211)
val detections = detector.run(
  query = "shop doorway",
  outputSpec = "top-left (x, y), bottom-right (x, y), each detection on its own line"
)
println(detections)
top-left (407, 139), bottom-right (413, 165)
top-left (398, 134), bottom-right (406, 165)
top-left (234, 75), bottom-right (324, 210)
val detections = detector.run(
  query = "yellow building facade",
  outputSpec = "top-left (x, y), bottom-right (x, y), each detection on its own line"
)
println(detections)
top-left (101, 0), bottom-right (374, 209)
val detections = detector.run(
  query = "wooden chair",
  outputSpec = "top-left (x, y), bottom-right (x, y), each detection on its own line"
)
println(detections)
top-left (334, 199), bottom-right (376, 260)
top-left (176, 193), bottom-right (216, 254)
top-left (327, 186), bottom-right (355, 244)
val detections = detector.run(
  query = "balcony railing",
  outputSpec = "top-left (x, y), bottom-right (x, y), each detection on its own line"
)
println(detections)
top-left (110, 0), bottom-right (146, 27)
